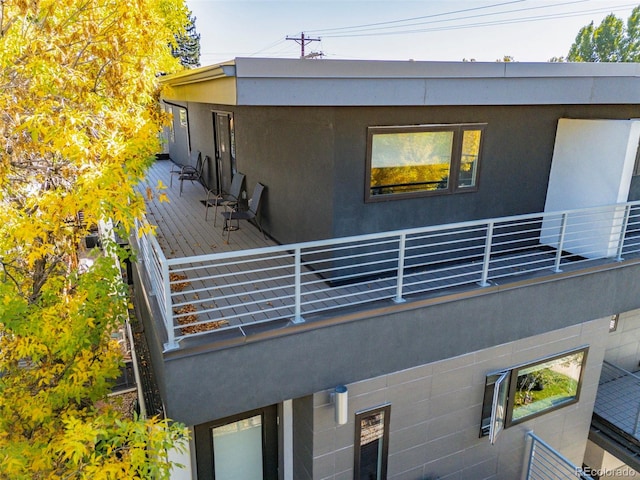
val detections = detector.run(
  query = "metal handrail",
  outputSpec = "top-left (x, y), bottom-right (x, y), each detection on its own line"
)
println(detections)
top-left (525, 431), bottom-right (593, 479)
top-left (134, 201), bottom-right (640, 351)
top-left (597, 361), bottom-right (640, 436)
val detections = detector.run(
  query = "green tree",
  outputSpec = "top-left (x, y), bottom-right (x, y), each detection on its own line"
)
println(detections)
top-left (173, 10), bottom-right (201, 68)
top-left (568, 6), bottom-right (640, 62)
top-left (0, 0), bottom-right (187, 477)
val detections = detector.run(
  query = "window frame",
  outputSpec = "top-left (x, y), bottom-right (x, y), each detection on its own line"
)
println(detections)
top-left (354, 404), bottom-right (391, 480)
top-left (365, 123), bottom-right (486, 202)
top-left (479, 346), bottom-right (589, 441)
top-left (506, 346), bottom-right (588, 426)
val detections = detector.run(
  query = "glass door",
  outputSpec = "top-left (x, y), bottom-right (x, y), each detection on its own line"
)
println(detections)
top-left (212, 414), bottom-right (263, 479)
top-left (195, 405), bottom-right (278, 479)
top-left (212, 111), bottom-right (235, 194)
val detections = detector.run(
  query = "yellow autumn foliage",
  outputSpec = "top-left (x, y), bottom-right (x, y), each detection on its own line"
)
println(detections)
top-left (0, 0), bottom-right (189, 478)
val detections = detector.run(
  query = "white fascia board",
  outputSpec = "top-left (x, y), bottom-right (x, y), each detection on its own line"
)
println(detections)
top-left (161, 57), bottom-right (640, 107)
top-left (159, 62), bottom-right (236, 87)
top-left (233, 57), bottom-right (640, 106)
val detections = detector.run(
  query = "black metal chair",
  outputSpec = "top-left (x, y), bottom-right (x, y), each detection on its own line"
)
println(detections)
top-left (169, 150), bottom-right (199, 188)
top-left (177, 151), bottom-right (204, 196)
top-left (221, 182), bottom-right (265, 243)
top-left (204, 172), bottom-right (245, 224)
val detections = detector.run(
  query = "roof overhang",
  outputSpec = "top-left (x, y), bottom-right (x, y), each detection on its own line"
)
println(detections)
top-left (159, 57), bottom-right (640, 107)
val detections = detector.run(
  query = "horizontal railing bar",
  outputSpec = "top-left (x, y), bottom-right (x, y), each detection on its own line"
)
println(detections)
top-left (403, 270), bottom-right (480, 287)
top-left (303, 238), bottom-right (401, 257)
top-left (171, 272), bottom-right (296, 299)
top-left (173, 288), bottom-right (295, 312)
top-left (302, 283), bottom-right (396, 303)
top-left (163, 201), bottom-right (640, 267)
top-left (176, 299), bottom-right (295, 321)
top-left (169, 253), bottom-right (295, 275)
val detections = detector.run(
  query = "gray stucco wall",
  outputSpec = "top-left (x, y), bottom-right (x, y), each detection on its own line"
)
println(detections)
top-left (329, 104), bottom-right (640, 239)
top-left (148, 260), bottom-right (640, 427)
top-left (174, 102), bottom-right (640, 245)
top-left (309, 318), bottom-right (608, 479)
top-left (233, 105), bottom-right (336, 243)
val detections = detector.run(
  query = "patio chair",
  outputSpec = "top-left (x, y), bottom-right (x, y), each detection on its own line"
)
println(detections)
top-left (177, 151), bottom-right (204, 196)
top-left (221, 182), bottom-right (265, 243)
top-left (204, 172), bottom-right (245, 224)
top-left (169, 150), bottom-right (198, 187)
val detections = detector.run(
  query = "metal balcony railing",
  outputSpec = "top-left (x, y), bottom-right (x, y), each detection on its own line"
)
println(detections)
top-left (133, 201), bottom-right (640, 351)
top-left (525, 432), bottom-right (593, 479)
top-left (594, 361), bottom-right (640, 439)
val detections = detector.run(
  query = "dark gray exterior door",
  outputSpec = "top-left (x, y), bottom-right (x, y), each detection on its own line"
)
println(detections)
top-left (213, 111), bottom-right (235, 193)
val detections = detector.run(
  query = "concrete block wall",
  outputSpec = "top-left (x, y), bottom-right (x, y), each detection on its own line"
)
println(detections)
top-left (309, 317), bottom-right (610, 480)
top-left (605, 308), bottom-right (640, 372)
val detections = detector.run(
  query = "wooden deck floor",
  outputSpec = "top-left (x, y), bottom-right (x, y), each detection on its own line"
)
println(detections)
top-left (140, 159), bottom-right (276, 257)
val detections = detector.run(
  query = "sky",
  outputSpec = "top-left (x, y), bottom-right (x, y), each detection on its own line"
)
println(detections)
top-left (185, 0), bottom-right (639, 66)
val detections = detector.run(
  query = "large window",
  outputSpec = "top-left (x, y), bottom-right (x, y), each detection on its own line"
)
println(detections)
top-left (480, 347), bottom-right (588, 443)
top-left (354, 405), bottom-right (391, 480)
top-left (365, 123), bottom-right (485, 201)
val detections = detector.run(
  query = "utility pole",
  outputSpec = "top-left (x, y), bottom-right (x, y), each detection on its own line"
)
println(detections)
top-left (286, 32), bottom-right (321, 59)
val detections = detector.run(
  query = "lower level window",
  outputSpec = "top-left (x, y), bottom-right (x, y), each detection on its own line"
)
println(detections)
top-left (354, 405), bottom-right (390, 480)
top-left (480, 346), bottom-right (588, 444)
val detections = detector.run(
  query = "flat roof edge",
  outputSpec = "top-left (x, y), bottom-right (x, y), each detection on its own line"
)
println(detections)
top-left (159, 62), bottom-right (237, 86)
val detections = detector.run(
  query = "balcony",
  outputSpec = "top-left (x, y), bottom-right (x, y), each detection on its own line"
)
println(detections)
top-left (590, 362), bottom-right (640, 472)
top-left (134, 160), bottom-right (640, 353)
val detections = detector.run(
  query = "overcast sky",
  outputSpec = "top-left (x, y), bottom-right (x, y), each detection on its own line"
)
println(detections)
top-left (186, 0), bottom-right (639, 65)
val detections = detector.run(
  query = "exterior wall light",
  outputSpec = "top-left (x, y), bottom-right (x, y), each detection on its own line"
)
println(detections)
top-left (331, 385), bottom-right (348, 425)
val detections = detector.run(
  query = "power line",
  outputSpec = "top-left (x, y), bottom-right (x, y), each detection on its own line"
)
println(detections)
top-left (310, 0), bottom-right (587, 37)
top-left (249, 38), bottom-right (288, 56)
top-left (304, 0), bottom-right (526, 35)
top-left (302, 1), bottom-right (635, 39)
top-left (317, 2), bottom-right (639, 39)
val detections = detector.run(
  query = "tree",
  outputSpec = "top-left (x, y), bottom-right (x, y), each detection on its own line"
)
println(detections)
top-left (0, 0), bottom-right (188, 477)
top-left (568, 6), bottom-right (640, 62)
top-left (173, 10), bottom-right (201, 68)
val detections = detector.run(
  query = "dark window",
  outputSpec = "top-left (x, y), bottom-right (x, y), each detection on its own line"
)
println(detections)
top-left (365, 123), bottom-right (485, 202)
top-left (354, 405), bottom-right (390, 480)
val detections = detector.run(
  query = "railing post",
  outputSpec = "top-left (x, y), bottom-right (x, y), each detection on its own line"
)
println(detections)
top-left (292, 247), bottom-right (304, 324)
top-left (635, 392), bottom-right (640, 436)
top-left (616, 204), bottom-right (631, 262)
top-left (553, 213), bottom-right (568, 273)
top-left (478, 221), bottom-right (494, 287)
top-left (394, 233), bottom-right (407, 304)
top-left (525, 431), bottom-right (535, 480)
top-left (161, 259), bottom-right (179, 351)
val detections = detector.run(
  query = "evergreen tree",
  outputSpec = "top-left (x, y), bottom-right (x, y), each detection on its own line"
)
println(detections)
top-left (173, 11), bottom-right (201, 68)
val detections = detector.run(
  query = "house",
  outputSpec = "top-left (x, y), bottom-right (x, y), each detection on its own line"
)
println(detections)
top-left (131, 58), bottom-right (640, 479)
